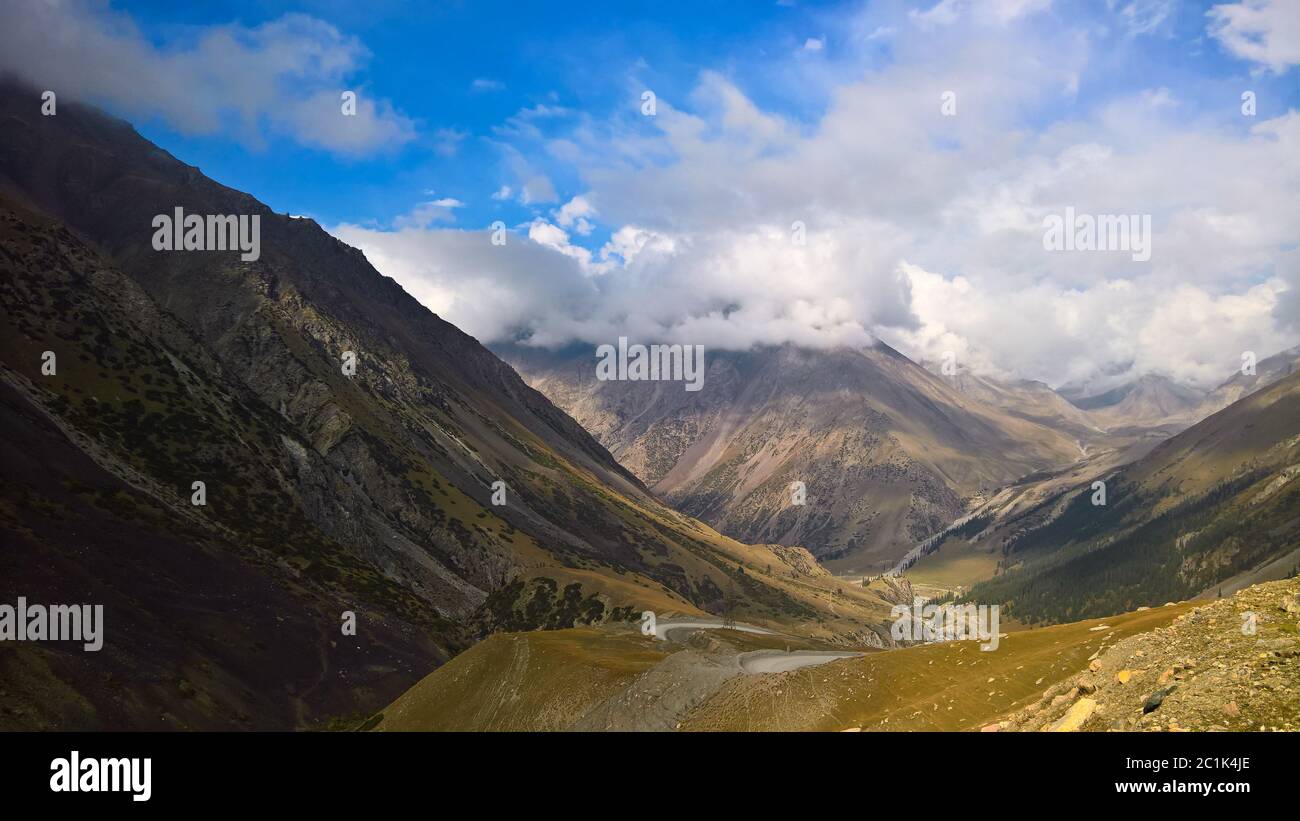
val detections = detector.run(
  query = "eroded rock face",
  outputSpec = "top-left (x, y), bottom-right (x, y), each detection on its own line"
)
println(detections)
top-left (767, 544), bottom-right (831, 579)
top-left (875, 575), bottom-right (915, 607)
top-left (501, 342), bottom-right (1085, 572)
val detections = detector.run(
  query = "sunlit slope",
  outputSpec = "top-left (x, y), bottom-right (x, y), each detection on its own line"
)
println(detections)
top-left (374, 629), bottom-right (669, 732)
top-left (680, 603), bottom-right (1192, 731)
top-left (374, 601), bottom-right (1191, 732)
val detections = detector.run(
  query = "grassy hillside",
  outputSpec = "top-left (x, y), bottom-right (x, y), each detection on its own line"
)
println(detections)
top-left (374, 629), bottom-right (670, 731)
top-left (679, 602), bottom-right (1191, 731)
top-left (374, 597), bottom-right (1196, 732)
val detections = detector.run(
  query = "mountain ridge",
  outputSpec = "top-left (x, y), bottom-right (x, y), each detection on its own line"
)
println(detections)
top-left (0, 82), bottom-right (894, 728)
top-left (499, 340), bottom-right (1088, 572)
top-left (962, 368), bottom-right (1300, 623)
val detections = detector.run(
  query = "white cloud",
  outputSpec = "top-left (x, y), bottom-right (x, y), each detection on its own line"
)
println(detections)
top-left (528, 220), bottom-right (595, 269)
top-left (802, 37), bottom-right (825, 51)
top-left (433, 127), bottom-right (468, 157)
top-left (599, 226), bottom-right (677, 267)
top-left (1118, 0), bottom-right (1175, 37)
top-left (394, 198), bottom-right (465, 228)
top-left (910, 0), bottom-right (963, 28)
top-left (493, 103), bottom-right (574, 140)
top-left (885, 263), bottom-right (1293, 388)
top-left (555, 195), bottom-right (596, 235)
top-left (910, 0), bottom-right (1051, 28)
top-left (330, 3), bottom-right (1299, 389)
top-left (0, 1), bottom-right (416, 155)
top-left (1208, 0), bottom-right (1300, 74)
top-left (521, 176), bottom-right (558, 204)
top-left (991, 0), bottom-right (1053, 22)
top-left (333, 213), bottom-right (913, 351)
top-left (492, 143), bottom-right (559, 204)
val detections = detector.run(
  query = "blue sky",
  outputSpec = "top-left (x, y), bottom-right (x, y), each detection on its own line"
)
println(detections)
top-left (108, 0), bottom-right (855, 233)
top-left (51, 1), bottom-right (1300, 236)
top-left (2, 0), bottom-right (1298, 389)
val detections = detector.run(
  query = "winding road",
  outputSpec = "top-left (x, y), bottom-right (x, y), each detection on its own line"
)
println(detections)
top-left (652, 618), bottom-right (862, 673)
top-left (738, 649), bottom-right (862, 674)
top-left (652, 618), bottom-right (775, 642)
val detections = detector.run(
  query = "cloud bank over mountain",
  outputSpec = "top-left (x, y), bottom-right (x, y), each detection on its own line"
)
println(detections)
top-left (0, 0), bottom-right (415, 154)
top-left (329, 0), bottom-right (1299, 389)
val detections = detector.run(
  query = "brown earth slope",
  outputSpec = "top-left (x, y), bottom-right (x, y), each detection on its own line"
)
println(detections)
top-left (372, 579), bottom-right (1295, 732)
top-left (1004, 579), bottom-right (1299, 732)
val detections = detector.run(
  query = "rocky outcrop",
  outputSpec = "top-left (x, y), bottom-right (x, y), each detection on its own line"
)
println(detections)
top-left (1002, 579), bottom-right (1300, 732)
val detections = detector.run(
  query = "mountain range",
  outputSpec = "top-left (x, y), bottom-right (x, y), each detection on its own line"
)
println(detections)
top-left (1, 80), bottom-right (1297, 732)
top-left (500, 342), bottom-right (1094, 573)
top-left (962, 366), bottom-right (1300, 623)
top-left (500, 341), bottom-right (1299, 575)
top-left (0, 80), bottom-right (890, 729)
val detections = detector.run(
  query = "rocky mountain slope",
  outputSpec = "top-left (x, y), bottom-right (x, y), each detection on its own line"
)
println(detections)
top-left (1055, 349), bottom-right (1300, 434)
top-left (1, 199), bottom-right (452, 729)
top-left (963, 369), bottom-right (1300, 624)
top-left (501, 342), bottom-right (1085, 573)
top-left (945, 368), bottom-right (1105, 448)
top-left (1201, 345), bottom-right (1300, 417)
top-left (0, 82), bottom-right (891, 729)
top-left (1067, 373), bottom-right (1206, 432)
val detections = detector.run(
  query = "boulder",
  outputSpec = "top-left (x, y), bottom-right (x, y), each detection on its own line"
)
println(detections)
top-left (1050, 698), bottom-right (1097, 732)
top-left (1256, 638), bottom-right (1297, 652)
top-left (1143, 685), bottom-right (1177, 714)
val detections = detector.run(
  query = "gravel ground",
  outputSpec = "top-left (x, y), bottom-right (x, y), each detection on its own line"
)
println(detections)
top-left (990, 578), bottom-right (1300, 732)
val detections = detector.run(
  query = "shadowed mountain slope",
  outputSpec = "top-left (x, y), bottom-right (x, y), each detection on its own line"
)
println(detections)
top-left (0, 82), bottom-right (890, 728)
top-left (963, 370), bottom-right (1300, 623)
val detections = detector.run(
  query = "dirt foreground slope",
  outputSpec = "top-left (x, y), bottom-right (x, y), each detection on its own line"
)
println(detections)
top-left (1004, 578), bottom-right (1299, 732)
top-left (681, 600), bottom-right (1194, 731)
top-left (374, 579), bottom-right (1298, 732)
